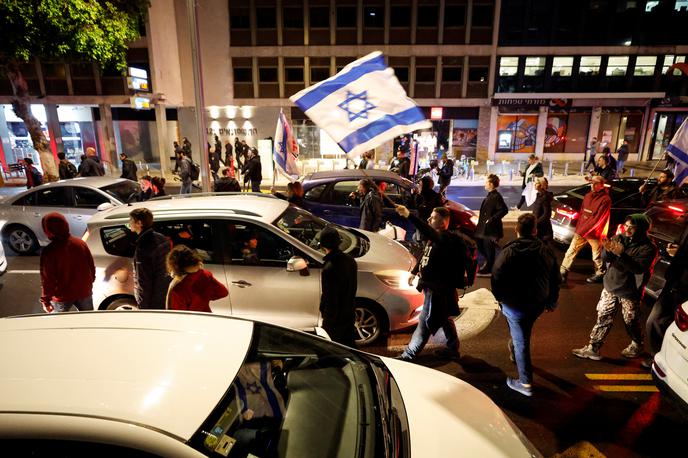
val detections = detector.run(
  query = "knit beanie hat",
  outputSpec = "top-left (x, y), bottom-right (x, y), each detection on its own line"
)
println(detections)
top-left (627, 213), bottom-right (652, 235)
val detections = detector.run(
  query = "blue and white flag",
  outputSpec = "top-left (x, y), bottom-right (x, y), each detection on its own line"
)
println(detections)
top-left (273, 110), bottom-right (300, 180)
top-left (667, 118), bottom-right (688, 186)
top-left (290, 51), bottom-right (431, 157)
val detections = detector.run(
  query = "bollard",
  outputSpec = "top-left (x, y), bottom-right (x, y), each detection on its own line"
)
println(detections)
top-left (630, 168), bottom-right (635, 177)
top-left (564, 162), bottom-right (569, 176)
top-left (548, 161), bottom-right (553, 180)
top-left (469, 163), bottom-right (475, 181)
top-left (509, 167), bottom-right (514, 181)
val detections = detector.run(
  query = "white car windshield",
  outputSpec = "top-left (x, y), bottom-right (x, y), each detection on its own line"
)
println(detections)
top-left (190, 323), bottom-right (407, 458)
top-left (273, 205), bottom-right (368, 256)
top-left (100, 181), bottom-right (141, 203)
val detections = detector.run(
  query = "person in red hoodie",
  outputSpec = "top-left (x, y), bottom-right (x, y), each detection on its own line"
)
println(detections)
top-left (165, 245), bottom-right (228, 312)
top-left (560, 175), bottom-right (612, 284)
top-left (39, 212), bottom-right (95, 313)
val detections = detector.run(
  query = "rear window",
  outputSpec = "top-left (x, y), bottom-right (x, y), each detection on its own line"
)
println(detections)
top-left (646, 206), bottom-right (688, 243)
top-left (100, 181), bottom-right (141, 203)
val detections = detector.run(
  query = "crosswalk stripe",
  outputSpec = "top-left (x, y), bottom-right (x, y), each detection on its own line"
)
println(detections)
top-left (594, 385), bottom-right (659, 392)
top-left (585, 373), bottom-right (652, 381)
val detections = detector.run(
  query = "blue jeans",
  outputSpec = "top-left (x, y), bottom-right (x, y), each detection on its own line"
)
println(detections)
top-left (617, 159), bottom-right (626, 174)
top-left (403, 289), bottom-right (459, 358)
top-left (501, 304), bottom-right (542, 385)
top-left (51, 295), bottom-right (94, 313)
top-left (180, 180), bottom-right (192, 194)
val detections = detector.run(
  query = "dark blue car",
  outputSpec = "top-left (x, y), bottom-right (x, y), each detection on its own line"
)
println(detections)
top-left (300, 169), bottom-right (477, 238)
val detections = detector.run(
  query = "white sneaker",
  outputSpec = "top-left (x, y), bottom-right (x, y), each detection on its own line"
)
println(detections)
top-left (572, 345), bottom-right (602, 361)
top-left (621, 342), bottom-right (643, 359)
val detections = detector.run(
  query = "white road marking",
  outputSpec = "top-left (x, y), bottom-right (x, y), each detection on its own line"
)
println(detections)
top-left (6, 270), bottom-right (40, 274)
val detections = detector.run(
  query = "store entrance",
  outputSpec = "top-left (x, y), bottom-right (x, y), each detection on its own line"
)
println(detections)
top-left (649, 112), bottom-right (688, 160)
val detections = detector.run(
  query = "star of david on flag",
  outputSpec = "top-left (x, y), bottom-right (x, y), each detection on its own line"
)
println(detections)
top-left (273, 110), bottom-right (300, 181)
top-left (290, 51), bottom-right (431, 157)
top-left (667, 118), bottom-right (688, 186)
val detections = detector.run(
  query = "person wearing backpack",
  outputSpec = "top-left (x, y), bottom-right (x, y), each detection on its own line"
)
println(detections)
top-left (57, 153), bottom-right (78, 180)
top-left (394, 205), bottom-right (463, 362)
top-left (491, 214), bottom-right (560, 397)
top-left (23, 157), bottom-right (43, 189)
top-left (179, 150), bottom-right (194, 194)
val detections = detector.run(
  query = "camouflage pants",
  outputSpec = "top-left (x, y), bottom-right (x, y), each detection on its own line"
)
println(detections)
top-left (589, 289), bottom-right (643, 350)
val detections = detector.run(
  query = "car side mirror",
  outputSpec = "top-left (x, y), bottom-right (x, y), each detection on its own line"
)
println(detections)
top-left (286, 256), bottom-right (308, 272)
top-left (97, 202), bottom-right (115, 212)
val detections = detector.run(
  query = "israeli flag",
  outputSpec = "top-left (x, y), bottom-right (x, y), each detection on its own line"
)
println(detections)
top-left (667, 118), bottom-right (688, 185)
top-left (290, 52), bottom-right (431, 157)
top-left (274, 110), bottom-right (300, 180)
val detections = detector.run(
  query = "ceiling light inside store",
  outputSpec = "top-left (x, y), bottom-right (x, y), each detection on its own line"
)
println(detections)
top-left (209, 106), bottom-right (220, 119)
top-left (623, 40), bottom-right (632, 46)
top-left (211, 120), bottom-right (221, 129)
top-left (225, 106), bottom-right (237, 118)
top-left (228, 120), bottom-right (237, 128)
top-left (243, 120), bottom-right (253, 129)
top-left (241, 106), bottom-right (253, 119)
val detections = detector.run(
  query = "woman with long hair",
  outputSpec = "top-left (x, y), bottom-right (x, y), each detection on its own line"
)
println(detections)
top-left (166, 245), bottom-right (228, 312)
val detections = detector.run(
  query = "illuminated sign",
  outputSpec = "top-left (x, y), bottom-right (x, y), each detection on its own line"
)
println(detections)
top-left (127, 77), bottom-right (149, 91)
top-left (128, 67), bottom-right (148, 80)
top-left (430, 107), bottom-right (443, 120)
top-left (130, 96), bottom-right (152, 110)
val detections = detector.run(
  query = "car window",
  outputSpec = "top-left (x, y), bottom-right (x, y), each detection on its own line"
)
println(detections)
top-left (377, 181), bottom-right (414, 208)
top-left (12, 192), bottom-right (37, 206)
top-left (223, 221), bottom-right (295, 266)
top-left (304, 183), bottom-right (327, 202)
top-left (189, 323), bottom-right (386, 458)
top-left (273, 205), bottom-right (360, 255)
top-left (331, 180), bottom-right (360, 205)
top-left (154, 220), bottom-right (221, 264)
top-left (74, 187), bottom-right (110, 208)
top-left (0, 439), bottom-right (161, 457)
top-left (100, 180), bottom-right (141, 203)
top-left (35, 187), bottom-right (70, 207)
top-left (615, 191), bottom-right (643, 209)
top-left (101, 225), bottom-right (136, 257)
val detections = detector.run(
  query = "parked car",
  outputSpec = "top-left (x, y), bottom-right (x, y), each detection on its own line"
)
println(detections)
top-left (644, 199), bottom-right (688, 301)
top-left (85, 193), bottom-right (424, 345)
top-left (652, 300), bottom-right (688, 416)
top-left (0, 311), bottom-right (542, 457)
top-left (300, 169), bottom-right (478, 238)
top-left (0, 237), bottom-right (6, 279)
top-left (0, 177), bottom-right (140, 255)
top-left (551, 178), bottom-right (655, 246)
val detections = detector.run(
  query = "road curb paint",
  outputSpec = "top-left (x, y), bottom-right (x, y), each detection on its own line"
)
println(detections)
top-left (585, 373), bottom-right (652, 381)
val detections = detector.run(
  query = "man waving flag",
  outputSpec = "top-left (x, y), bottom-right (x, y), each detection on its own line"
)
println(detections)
top-left (274, 110), bottom-right (300, 181)
top-left (667, 118), bottom-right (688, 186)
top-left (290, 52), bottom-right (431, 157)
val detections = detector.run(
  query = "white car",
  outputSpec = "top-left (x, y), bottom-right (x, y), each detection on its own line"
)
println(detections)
top-left (0, 177), bottom-right (140, 255)
top-left (85, 193), bottom-right (423, 345)
top-left (0, 237), bottom-right (6, 278)
top-left (0, 311), bottom-right (541, 457)
top-left (652, 300), bottom-right (688, 414)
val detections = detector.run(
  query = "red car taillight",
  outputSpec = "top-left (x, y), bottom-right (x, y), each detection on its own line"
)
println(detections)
top-left (555, 208), bottom-right (579, 220)
top-left (675, 304), bottom-right (688, 332)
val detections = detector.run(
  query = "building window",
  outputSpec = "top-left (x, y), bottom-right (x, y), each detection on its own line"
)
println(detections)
top-left (417, 6), bottom-right (438, 27)
top-left (606, 56), bottom-right (629, 76)
top-left (663, 55), bottom-right (686, 74)
top-left (442, 66), bottom-right (462, 82)
top-left (580, 56), bottom-right (601, 75)
top-left (390, 6), bottom-right (411, 27)
top-left (310, 7), bottom-right (330, 28)
top-left (444, 5), bottom-right (466, 27)
top-left (364, 6), bottom-right (384, 27)
top-left (259, 68), bottom-right (278, 82)
top-left (552, 57), bottom-right (574, 76)
top-left (472, 4), bottom-right (493, 27)
top-left (230, 8), bottom-right (250, 29)
top-left (233, 68), bottom-right (252, 82)
top-left (283, 8), bottom-right (303, 28)
top-left (415, 66), bottom-right (436, 83)
top-left (469, 67), bottom-right (488, 82)
top-left (394, 67), bottom-right (409, 82)
top-left (256, 8), bottom-right (276, 28)
top-left (634, 56), bottom-right (657, 76)
top-left (285, 68), bottom-right (304, 82)
top-left (337, 6), bottom-right (357, 28)
top-left (499, 57), bottom-right (519, 76)
top-left (310, 67), bottom-right (330, 83)
top-left (524, 57), bottom-right (546, 76)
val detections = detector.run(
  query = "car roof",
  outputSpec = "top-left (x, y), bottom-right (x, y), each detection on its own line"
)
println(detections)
top-left (87, 193), bottom-right (290, 225)
top-left (305, 169), bottom-right (413, 184)
top-left (7, 177), bottom-right (131, 201)
top-left (0, 312), bottom-right (253, 441)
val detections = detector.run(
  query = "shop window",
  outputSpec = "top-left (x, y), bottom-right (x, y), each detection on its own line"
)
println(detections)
top-left (552, 57), bottom-right (573, 77)
top-left (310, 7), bottom-right (330, 28)
top-left (662, 55), bottom-right (686, 74)
top-left (310, 67), bottom-right (330, 83)
top-left (544, 114), bottom-right (567, 153)
top-left (417, 6), bottom-right (439, 27)
top-left (336, 6), bottom-right (356, 27)
top-left (234, 67), bottom-right (252, 83)
top-left (606, 56), bottom-right (629, 76)
top-left (390, 6), bottom-right (411, 27)
top-left (564, 112), bottom-right (591, 154)
top-left (499, 57), bottom-right (519, 76)
top-left (633, 56), bottom-right (657, 76)
top-left (364, 6), bottom-right (384, 27)
top-left (496, 115), bottom-right (537, 153)
top-left (259, 68), bottom-right (278, 83)
top-left (283, 8), bottom-right (304, 28)
top-left (579, 56), bottom-right (601, 75)
top-left (524, 57), bottom-right (546, 76)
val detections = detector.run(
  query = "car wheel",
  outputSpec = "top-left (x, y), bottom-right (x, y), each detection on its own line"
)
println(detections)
top-left (5, 225), bottom-right (39, 255)
top-left (354, 301), bottom-right (386, 346)
top-left (105, 297), bottom-right (139, 311)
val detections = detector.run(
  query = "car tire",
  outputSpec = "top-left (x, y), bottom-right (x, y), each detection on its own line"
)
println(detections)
top-left (105, 297), bottom-right (140, 311)
top-left (4, 225), bottom-right (39, 255)
top-left (354, 300), bottom-right (387, 346)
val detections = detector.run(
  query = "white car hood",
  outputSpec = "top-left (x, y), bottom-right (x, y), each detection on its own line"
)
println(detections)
top-left (382, 357), bottom-right (541, 458)
top-left (354, 230), bottom-right (416, 272)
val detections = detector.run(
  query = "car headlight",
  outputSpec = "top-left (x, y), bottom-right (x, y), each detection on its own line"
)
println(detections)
top-left (374, 270), bottom-right (418, 290)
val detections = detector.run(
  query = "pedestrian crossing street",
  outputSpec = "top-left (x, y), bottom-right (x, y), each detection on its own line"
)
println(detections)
top-left (585, 373), bottom-right (659, 392)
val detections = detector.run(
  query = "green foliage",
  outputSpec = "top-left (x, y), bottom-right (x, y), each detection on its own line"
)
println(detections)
top-left (0, 0), bottom-right (150, 74)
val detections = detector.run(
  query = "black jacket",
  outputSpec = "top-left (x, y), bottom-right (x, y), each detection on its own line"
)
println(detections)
top-left (641, 183), bottom-right (679, 206)
top-left (120, 159), bottom-right (138, 181)
top-left (408, 214), bottom-right (461, 331)
top-left (521, 162), bottom-right (543, 188)
top-left (133, 229), bottom-right (171, 310)
top-left (359, 189), bottom-right (383, 231)
top-left (415, 188), bottom-right (444, 221)
top-left (438, 160), bottom-right (453, 186)
top-left (532, 191), bottom-right (553, 241)
top-left (475, 190), bottom-right (508, 239)
top-left (213, 177), bottom-right (241, 192)
top-left (603, 234), bottom-right (658, 301)
top-left (394, 157), bottom-right (411, 179)
top-left (243, 155), bottom-right (262, 184)
top-left (58, 160), bottom-right (77, 180)
top-left (491, 236), bottom-right (560, 310)
top-left (80, 156), bottom-right (105, 176)
top-left (320, 249), bottom-right (357, 345)
top-left (660, 225), bottom-right (688, 304)
top-left (595, 165), bottom-right (617, 182)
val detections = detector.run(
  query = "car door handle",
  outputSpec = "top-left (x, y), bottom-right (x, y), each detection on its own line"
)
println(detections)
top-left (232, 280), bottom-right (252, 287)
top-left (33, 212), bottom-right (41, 217)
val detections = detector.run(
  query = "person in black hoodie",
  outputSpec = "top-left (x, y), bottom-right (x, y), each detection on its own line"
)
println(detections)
top-left (531, 177), bottom-right (553, 242)
top-left (475, 174), bottom-right (508, 275)
top-left (395, 205), bottom-right (462, 361)
top-left (319, 227), bottom-right (358, 347)
top-left (572, 214), bottom-right (658, 361)
top-left (129, 208), bottom-right (171, 310)
top-left (242, 147), bottom-right (262, 192)
top-left (119, 153), bottom-right (138, 181)
top-left (492, 213), bottom-right (560, 397)
top-left (80, 147), bottom-right (105, 176)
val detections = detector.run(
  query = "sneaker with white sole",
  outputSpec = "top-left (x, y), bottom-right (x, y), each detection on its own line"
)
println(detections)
top-left (621, 341), bottom-right (643, 359)
top-left (572, 344), bottom-right (602, 361)
top-left (506, 377), bottom-right (533, 397)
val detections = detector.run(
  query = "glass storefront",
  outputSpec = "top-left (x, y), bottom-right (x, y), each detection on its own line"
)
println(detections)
top-left (597, 109), bottom-right (643, 155)
top-left (544, 110), bottom-right (591, 154)
top-left (648, 111), bottom-right (688, 160)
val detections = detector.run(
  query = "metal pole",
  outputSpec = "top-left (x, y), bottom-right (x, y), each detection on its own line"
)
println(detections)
top-left (186, 0), bottom-right (211, 192)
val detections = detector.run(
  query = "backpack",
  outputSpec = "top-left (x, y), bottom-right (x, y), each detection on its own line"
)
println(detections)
top-left (449, 230), bottom-right (478, 289)
top-left (66, 162), bottom-right (77, 178)
top-left (188, 159), bottom-right (200, 181)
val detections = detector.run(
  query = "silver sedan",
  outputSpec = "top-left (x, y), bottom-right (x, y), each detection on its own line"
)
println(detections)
top-left (0, 177), bottom-right (140, 255)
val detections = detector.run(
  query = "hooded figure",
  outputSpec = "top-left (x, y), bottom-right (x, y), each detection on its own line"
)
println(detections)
top-left (39, 212), bottom-right (96, 313)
